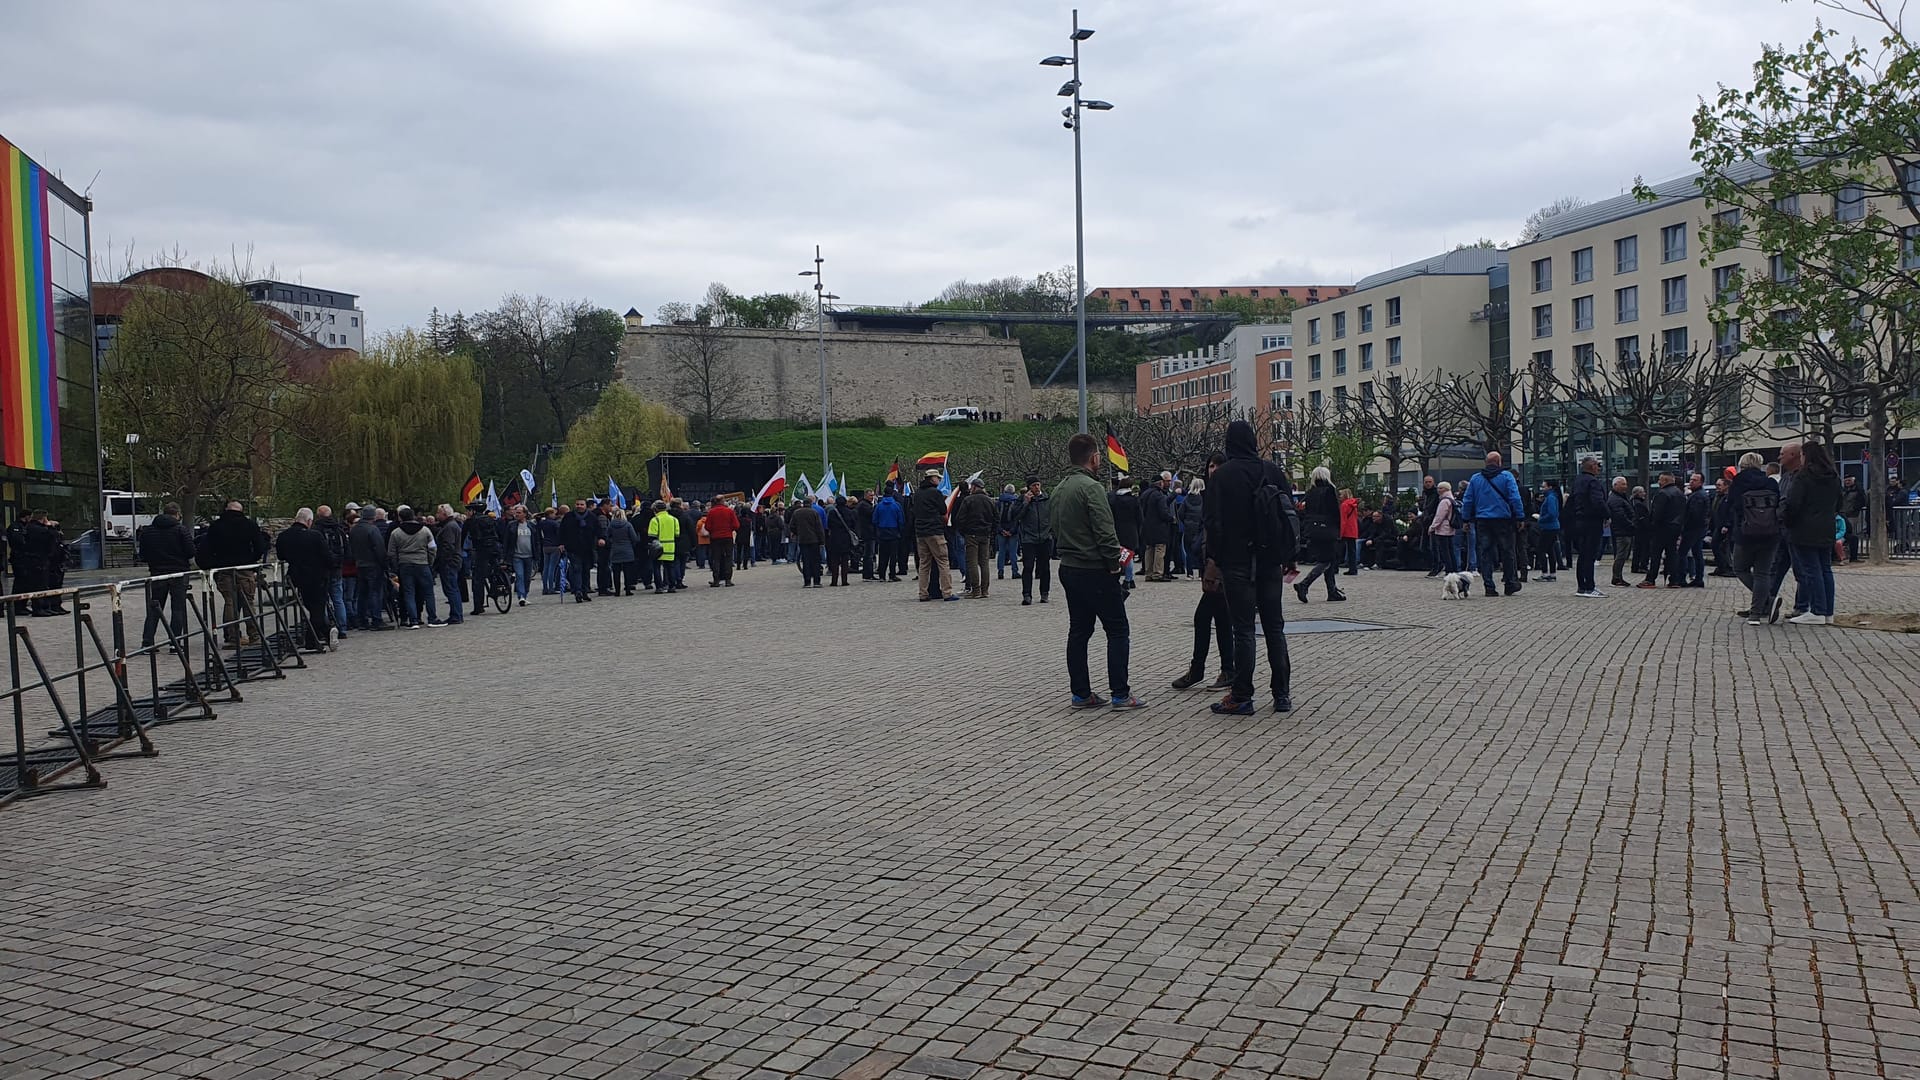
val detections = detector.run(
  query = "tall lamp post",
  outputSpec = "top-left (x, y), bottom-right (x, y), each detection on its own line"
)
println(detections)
top-left (124, 433), bottom-right (140, 520)
top-left (1042, 10), bottom-right (1113, 435)
top-left (798, 246), bottom-right (839, 477)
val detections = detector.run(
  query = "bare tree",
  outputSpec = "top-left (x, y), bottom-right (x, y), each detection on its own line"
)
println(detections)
top-left (656, 291), bottom-right (747, 440)
top-left (1349, 372), bottom-right (1458, 494)
top-left (1544, 335), bottom-right (1730, 485)
top-left (1401, 374), bottom-right (1467, 479)
top-left (1438, 368), bottom-right (1524, 461)
top-left (1518, 196), bottom-right (1589, 243)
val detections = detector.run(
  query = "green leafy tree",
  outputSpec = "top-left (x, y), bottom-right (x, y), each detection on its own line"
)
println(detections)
top-left (1663, 0), bottom-right (1919, 561)
top-left (1208, 294), bottom-right (1298, 322)
top-left (548, 385), bottom-right (691, 503)
top-left (283, 330), bottom-right (481, 509)
top-left (101, 274), bottom-right (302, 516)
top-left (1322, 431), bottom-right (1375, 490)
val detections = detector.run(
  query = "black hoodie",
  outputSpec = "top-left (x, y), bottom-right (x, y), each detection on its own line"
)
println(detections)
top-left (1204, 419), bottom-right (1290, 568)
top-left (140, 513), bottom-right (196, 574)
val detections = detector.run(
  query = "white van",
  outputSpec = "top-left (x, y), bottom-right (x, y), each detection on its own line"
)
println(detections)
top-left (933, 406), bottom-right (982, 424)
top-left (102, 490), bottom-right (160, 539)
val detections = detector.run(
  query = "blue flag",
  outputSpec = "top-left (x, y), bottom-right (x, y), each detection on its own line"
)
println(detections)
top-left (608, 477), bottom-right (626, 510)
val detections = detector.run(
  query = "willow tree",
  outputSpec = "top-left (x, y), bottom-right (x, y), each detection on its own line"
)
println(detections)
top-left (292, 330), bottom-right (481, 508)
top-left (1670, 0), bottom-right (1919, 562)
top-left (548, 385), bottom-right (691, 505)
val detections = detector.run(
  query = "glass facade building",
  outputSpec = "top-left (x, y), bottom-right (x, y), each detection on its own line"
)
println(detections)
top-left (1, 133), bottom-right (97, 533)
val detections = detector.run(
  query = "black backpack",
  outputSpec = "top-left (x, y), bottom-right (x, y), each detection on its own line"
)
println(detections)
top-left (1252, 482), bottom-right (1299, 560)
top-left (1740, 488), bottom-right (1782, 539)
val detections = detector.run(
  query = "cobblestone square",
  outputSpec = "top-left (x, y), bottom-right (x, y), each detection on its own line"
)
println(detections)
top-left (5, 562), bottom-right (1920, 1079)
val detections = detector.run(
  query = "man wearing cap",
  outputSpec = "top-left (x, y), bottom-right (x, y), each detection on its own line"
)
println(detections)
top-left (1017, 474), bottom-right (1052, 605)
top-left (872, 484), bottom-right (905, 582)
top-left (911, 470), bottom-right (956, 601)
top-left (954, 477), bottom-right (999, 599)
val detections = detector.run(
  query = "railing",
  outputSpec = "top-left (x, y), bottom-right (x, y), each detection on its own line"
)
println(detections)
top-left (3, 561), bottom-right (311, 808)
top-left (1889, 506), bottom-right (1920, 560)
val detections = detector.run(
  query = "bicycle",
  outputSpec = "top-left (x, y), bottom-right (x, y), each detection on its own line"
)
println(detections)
top-left (485, 560), bottom-right (514, 614)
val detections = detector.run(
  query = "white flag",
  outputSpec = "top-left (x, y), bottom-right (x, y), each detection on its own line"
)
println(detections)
top-left (484, 481), bottom-right (501, 515)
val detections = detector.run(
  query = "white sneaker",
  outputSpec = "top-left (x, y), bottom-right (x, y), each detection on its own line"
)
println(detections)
top-left (1575, 590), bottom-right (1604, 598)
top-left (1746, 618), bottom-right (1763, 626)
top-left (1787, 612), bottom-right (1828, 625)
top-left (326, 626), bottom-right (339, 651)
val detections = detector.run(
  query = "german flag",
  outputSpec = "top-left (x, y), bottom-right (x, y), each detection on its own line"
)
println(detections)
top-left (914, 451), bottom-right (948, 470)
top-left (884, 459), bottom-right (901, 489)
top-left (460, 472), bottom-right (484, 505)
top-left (1103, 423), bottom-right (1130, 473)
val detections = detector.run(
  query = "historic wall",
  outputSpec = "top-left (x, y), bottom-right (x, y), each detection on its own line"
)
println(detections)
top-left (621, 326), bottom-right (1032, 425)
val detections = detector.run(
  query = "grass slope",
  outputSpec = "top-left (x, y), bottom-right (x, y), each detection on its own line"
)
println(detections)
top-left (705, 421), bottom-right (1073, 492)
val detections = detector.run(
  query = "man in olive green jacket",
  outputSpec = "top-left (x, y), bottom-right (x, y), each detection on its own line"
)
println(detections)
top-left (1050, 433), bottom-right (1139, 709)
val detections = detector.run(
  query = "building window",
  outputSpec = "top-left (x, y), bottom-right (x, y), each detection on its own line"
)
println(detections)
top-left (1334, 385), bottom-right (1349, 408)
top-left (1661, 223), bottom-right (1687, 263)
top-left (1533, 349), bottom-right (1553, 374)
top-left (1715, 319), bottom-right (1742, 357)
top-left (1333, 312), bottom-right (1347, 339)
top-left (1574, 342), bottom-right (1596, 377)
top-left (1531, 257), bottom-right (1552, 293)
top-left (1161, 299), bottom-right (1172, 311)
top-left (1773, 193), bottom-right (1799, 216)
top-left (1662, 275), bottom-right (1687, 315)
top-left (1360, 382), bottom-right (1376, 407)
top-left (1309, 389), bottom-right (1323, 411)
top-left (1903, 163), bottom-right (1920, 200)
top-left (1835, 183), bottom-right (1865, 222)
top-left (1386, 296), bottom-right (1401, 326)
top-left (1270, 390), bottom-right (1291, 411)
top-left (1711, 208), bottom-right (1742, 250)
top-left (1616, 335), bottom-right (1641, 370)
top-left (1115, 299), bottom-right (1129, 312)
top-left (1572, 247), bottom-right (1593, 283)
top-left (1387, 337), bottom-right (1402, 366)
top-left (1532, 303), bottom-right (1552, 338)
top-left (1713, 264), bottom-right (1740, 303)
top-left (1770, 254), bottom-right (1796, 284)
top-left (1333, 349), bottom-right (1347, 376)
top-left (1662, 326), bottom-right (1690, 359)
top-left (1269, 359), bottom-right (1291, 381)
top-left (1359, 304), bottom-right (1373, 332)
top-left (1903, 224), bottom-right (1920, 270)
top-left (1615, 235), bottom-right (1638, 273)
top-left (1359, 342), bottom-right (1374, 370)
top-left (1180, 298), bottom-right (1192, 311)
top-left (327, 332), bottom-right (336, 344)
top-left (1773, 365), bottom-right (1801, 426)
top-left (1615, 285), bottom-right (1639, 324)
top-left (1308, 318), bottom-right (1320, 345)
top-left (1572, 295), bottom-right (1593, 332)
top-left (1309, 354), bottom-right (1322, 380)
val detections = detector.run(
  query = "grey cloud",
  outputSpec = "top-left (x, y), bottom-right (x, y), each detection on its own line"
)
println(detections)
top-left (0, 0), bottom-right (1826, 334)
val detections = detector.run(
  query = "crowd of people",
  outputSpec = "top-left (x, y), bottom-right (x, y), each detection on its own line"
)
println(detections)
top-left (2, 430), bottom-right (1878, 717)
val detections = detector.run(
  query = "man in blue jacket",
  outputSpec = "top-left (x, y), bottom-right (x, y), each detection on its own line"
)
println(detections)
top-left (872, 485), bottom-right (906, 583)
top-left (1460, 451), bottom-right (1524, 597)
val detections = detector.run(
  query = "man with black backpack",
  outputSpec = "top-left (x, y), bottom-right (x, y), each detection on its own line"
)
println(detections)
top-left (1204, 419), bottom-right (1299, 715)
top-left (1727, 451), bottom-right (1785, 624)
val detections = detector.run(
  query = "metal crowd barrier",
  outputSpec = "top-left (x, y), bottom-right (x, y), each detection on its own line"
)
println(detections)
top-left (1889, 506), bottom-right (1920, 560)
top-left (3, 560), bottom-right (312, 807)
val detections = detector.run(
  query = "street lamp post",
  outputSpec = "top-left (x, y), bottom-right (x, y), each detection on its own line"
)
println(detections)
top-left (124, 433), bottom-right (140, 519)
top-left (1042, 10), bottom-right (1113, 436)
top-left (798, 247), bottom-right (839, 478)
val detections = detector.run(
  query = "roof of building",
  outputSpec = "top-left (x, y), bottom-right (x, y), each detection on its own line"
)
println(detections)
top-left (242, 278), bottom-right (360, 306)
top-left (624, 307), bottom-right (642, 318)
top-left (1522, 160), bottom-right (1771, 245)
top-left (1092, 283), bottom-right (1352, 298)
top-left (1352, 248), bottom-right (1509, 292)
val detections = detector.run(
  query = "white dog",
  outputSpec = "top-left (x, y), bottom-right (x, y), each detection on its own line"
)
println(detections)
top-left (1441, 572), bottom-right (1476, 599)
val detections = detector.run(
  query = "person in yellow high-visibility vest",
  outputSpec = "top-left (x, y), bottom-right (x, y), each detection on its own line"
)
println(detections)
top-left (647, 501), bottom-right (683, 593)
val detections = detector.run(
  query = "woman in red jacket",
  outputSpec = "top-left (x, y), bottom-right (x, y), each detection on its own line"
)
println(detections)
top-left (1338, 489), bottom-right (1362, 575)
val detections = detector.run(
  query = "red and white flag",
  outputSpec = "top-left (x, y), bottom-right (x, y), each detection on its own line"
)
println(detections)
top-left (753, 466), bottom-right (788, 507)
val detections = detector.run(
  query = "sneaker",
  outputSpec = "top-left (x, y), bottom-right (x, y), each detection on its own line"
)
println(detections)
top-left (1022, 597), bottom-right (1032, 606)
top-left (1171, 671), bottom-right (1204, 690)
top-left (1747, 617), bottom-right (1764, 626)
top-left (399, 622), bottom-right (418, 630)
top-left (327, 626), bottom-right (339, 651)
top-left (1209, 672), bottom-right (1236, 690)
top-left (1484, 586), bottom-right (1498, 598)
top-left (943, 595), bottom-right (961, 602)
top-left (517, 598), bottom-right (527, 607)
top-left (426, 620), bottom-right (446, 628)
top-left (1788, 612), bottom-right (1829, 625)
top-left (1210, 695), bottom-right (1255, 716)
top-left (1735, 609), bottom-right (1751, 618)
top-left (1070, 694), bottom-right (1109, 709)
top-left (1540, 574), bottom-right (1556, 582)
top-left (1273, 696), bottom-right (1293, 713)
top-left (1110, 695), bottom-right (1145, 710)
top-left (1768, 596), bottom-right (1785, 624)
top-left (1039, 596), bottom-right (1049, 604)
top-left (1294, 582), bottom-right (1310, 604)
top-left (1575, 590), bottom-right (1604, 598)
top-left (1327, 592), bottom-right (1348, 602)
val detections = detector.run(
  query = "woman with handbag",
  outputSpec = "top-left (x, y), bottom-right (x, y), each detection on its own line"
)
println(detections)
top-left (1291, 467), bottom-right (1348, 603)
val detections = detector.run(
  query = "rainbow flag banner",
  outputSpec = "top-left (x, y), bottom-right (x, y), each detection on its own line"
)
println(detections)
top-left (0, 136), bottom-right (62, 473)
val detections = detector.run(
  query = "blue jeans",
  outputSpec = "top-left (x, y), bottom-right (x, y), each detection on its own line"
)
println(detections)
top-left (328, 576), bottom-right (350, 635)
top-left (355, 571), bottom-right (387, 628)
top-left (1060, 566), bottom-right (1130, 700)
top-left (1681, 529), bottom-right (1707, 585)
top-left (512, 556), bottom-right (536, 599)
top-left (997, 535), bottom-right (1020, 575)
top-left (397, 563), bottom-right (437, 624)
top-left (438, 564), bottom-right (464, 622)
top-left (1788, 543), bottom-right (1835, 616)
top-left (541, 550), bottom-right (562, 594)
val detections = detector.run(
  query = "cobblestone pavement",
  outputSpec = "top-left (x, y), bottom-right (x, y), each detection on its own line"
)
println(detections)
top-left (5, 558), bottom-right (1920, 1080)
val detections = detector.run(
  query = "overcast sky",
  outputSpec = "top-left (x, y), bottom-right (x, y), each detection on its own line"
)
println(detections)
top-left (1, 0), bottom-right (1827, 334)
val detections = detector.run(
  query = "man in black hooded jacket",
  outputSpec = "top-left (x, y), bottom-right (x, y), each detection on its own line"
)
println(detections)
top-left (139, 502), bottom-right (197, 650)
top-left (1202, 419), bottom-right (1296, 715)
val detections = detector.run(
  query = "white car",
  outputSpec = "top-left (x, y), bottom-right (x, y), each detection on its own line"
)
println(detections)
top-left (933, 406), bottom-right (982, 424)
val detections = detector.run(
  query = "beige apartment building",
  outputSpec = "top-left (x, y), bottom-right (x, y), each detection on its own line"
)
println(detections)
top-left (1507, 167), bottom-right (1920, 481)
top-left (1295, 248), bottom-right (1509, 485)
